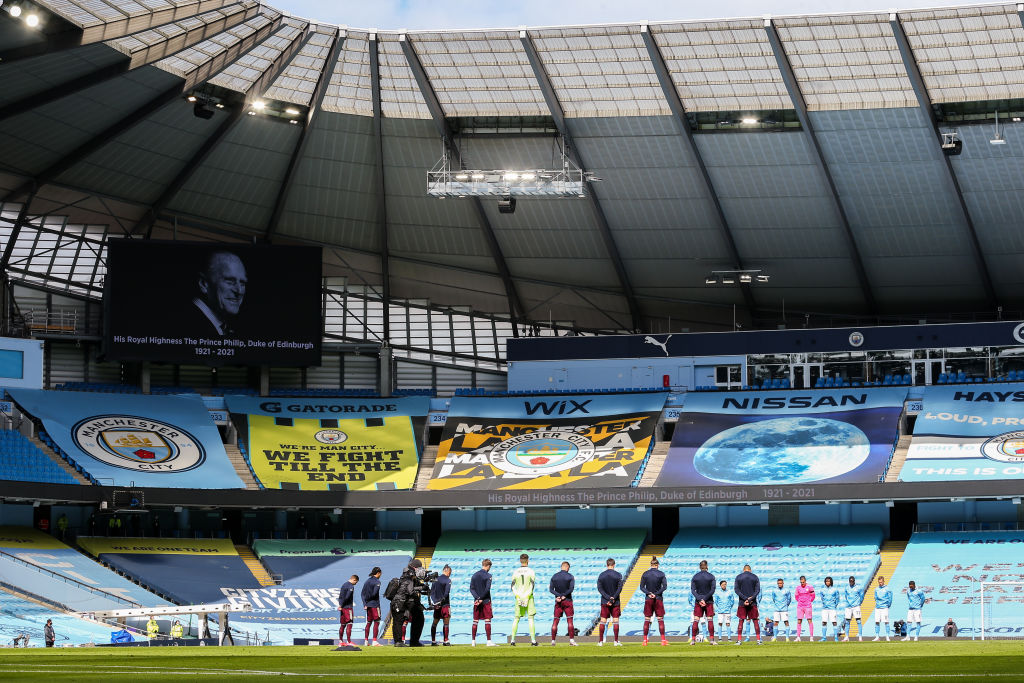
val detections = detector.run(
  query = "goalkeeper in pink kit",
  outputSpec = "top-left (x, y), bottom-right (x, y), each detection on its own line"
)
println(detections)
top-left (794, 575), bottom-right (815, 641)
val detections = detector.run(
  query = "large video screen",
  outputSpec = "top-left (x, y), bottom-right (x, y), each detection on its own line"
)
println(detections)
top-left (104, 240), bottom-right (322, 366)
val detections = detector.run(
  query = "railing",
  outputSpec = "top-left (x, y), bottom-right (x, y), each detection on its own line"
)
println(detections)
top-left (22, 307), bottom-right (80, 335)
top-left (0, 548), bottom-right (140, 607)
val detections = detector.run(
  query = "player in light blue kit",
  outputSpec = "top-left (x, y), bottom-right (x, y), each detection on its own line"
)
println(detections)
top-left (872, 576), bottom-right (893, 641)
top-left (768, 578), bottom-right (792, 642)
top-left (714, 580), bottom-right (735, 638)
top-left (904, 580), bottom-right (926, 642)
top-left (819, 576), bottom-right (840, 642)
top-left (842, 576), bottom-right (865, 642)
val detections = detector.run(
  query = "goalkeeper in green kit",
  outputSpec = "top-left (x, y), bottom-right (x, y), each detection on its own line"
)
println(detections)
top-left (510, 553), bottom-right (539, 646)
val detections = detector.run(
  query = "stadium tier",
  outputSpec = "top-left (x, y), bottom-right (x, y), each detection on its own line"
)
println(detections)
top-left (76, 537), bottom-right (262, 605)
top-left (227, 539), bottom-right (415, 644)
top-left (620, 526), bottom-right (884, 637)
top-left (882, 530), bottom-right (1024, 638)
top-left (0, 590), bottom-right (117, 647)
top-left (8, 389), bottom-right (244, 489)
top-left (0, 431), bottom-right (79, 485)
top-left (428, 529), bottom-right (647, 644)
top-left (0, 527), bottom-right (171, 608)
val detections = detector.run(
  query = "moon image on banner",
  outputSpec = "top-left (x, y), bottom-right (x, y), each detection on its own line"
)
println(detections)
top-left (693, 416), bottom-right (871, 484)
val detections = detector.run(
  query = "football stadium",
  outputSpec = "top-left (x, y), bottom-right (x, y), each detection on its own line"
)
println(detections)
top-left (0, 0), bottom-right (1024, 679)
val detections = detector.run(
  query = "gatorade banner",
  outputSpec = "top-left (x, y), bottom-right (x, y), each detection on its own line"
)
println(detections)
top-left (8, 389), bottom-right (242, 489)
top-left (427, 393), bottom-right (667, 491)
top-left (226, 396), bottom-right (428, 491)
top-left (228, 539), bottom-right (415, 643)
top-left (904, 383), bottom-right (1024, 481)
top-left (655, 388), bottom-right (907, 487)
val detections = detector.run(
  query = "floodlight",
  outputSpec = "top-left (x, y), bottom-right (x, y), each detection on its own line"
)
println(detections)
top-left (9, 5), bottom-right (21, 17)
top-left (214, 103), bottom-right (225, 109)
top-left (520, 172), bottom-right (536, 180)
top-left (760, 503), bottom-right (770, 510)
top-left (252, 101), bottom-right (265, 110)
top-left (285, 108), bottom-right (299, 115)
top-left (705, 276), bottom-right (717, 285)
top-left (333, 507), bottom-right (342, 515)
top-left (756, 274), bottom-right (769, 283)
top-left (289, 120), bottom-right (297, 124)
top-left (721, 276), bottom-right (735, 285)
top-left (515, 506), bottom-right (525, 514)
top-left (247, 111), bottom-right (255, 116)
top-left (741, 117), bottom-right (759, 125)
top-left (471, 173), bottom-right (484, 180)
top-left (414, 508), bottom-right (424, 515)
top-left (455, 173), bottom-right (469, 181)
top-left (503, 172), bottom-right (519, 181)
top-left (187, 95), bottom-right (197, 102)
top-left (25, 12), bottom-right (37, 26)
top-left (1013, 497), bottom-right (1021, 505)
top-left (739, 273), bottom-right (752, 283)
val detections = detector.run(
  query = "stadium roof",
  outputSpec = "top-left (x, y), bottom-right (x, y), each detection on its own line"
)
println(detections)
top-left (1, 1), bottom-right (1023, 333)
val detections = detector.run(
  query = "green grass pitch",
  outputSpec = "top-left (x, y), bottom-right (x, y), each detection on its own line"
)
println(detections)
top-left (0, 641), bottom-right (1021, 682)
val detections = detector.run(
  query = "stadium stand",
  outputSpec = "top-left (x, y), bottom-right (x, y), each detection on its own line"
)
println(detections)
top-left (0, 430), bottom-right (80, 485)
top-left (620, 526), bottom-right (883, 636)
top-left (429, 529), bottom-right (646, 643)
top-left (228, 539), bottom-right (416, 643)
top-left (0, 527), bottom-right (171, 608)
top-left (0, 590), bottom-right (116, 646)
top-left (77, 537), bottom-right (262, 605)
top-left (883, 530), bottom-right (1024, 638)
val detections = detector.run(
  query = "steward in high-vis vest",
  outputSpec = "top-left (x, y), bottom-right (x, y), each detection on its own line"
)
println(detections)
top-left (146, 616), bottom-right (160, 639)
top-left (170, 620), bottom-right (184, 639)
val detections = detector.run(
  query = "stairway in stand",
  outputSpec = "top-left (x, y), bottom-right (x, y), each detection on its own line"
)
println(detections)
top-left (225, 444), bottom-right (260, 489)
top-left (26, 434), bottom-right (91, 484)
top-left (620, 544), bottom-right (670, 609)
top-left (235, 545), bottom-right (277, 586)
top-left (884, 435), bottom-right (913, 482)
top-left (858, 540), bottom-right (909, 630)
top-left (414, 446), bottom-right (439, 490)
top-left (414, 546), bottom-right (435, 569)
top-left (638, 443), bottom-right (670, 487)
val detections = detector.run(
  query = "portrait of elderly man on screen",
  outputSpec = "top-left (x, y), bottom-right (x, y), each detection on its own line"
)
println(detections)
top-left (188, 251), bottom-right (247, 337)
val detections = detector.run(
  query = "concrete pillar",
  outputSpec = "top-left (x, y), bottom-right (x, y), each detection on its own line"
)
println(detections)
top-left (596, 507), bottom-right (608, 530)
top-left (259, 365), bottom-right (270, 397)
top-left (379, 346), bottom-right (393, 397)
top-left (176, 507), bottom-right (190, 531)
top-left (839, 503), bottom-right (852, 525)
top-left (716, 506), bottom-right (729, 527)
top-left (274, 509), bottom-right (287, 531)
top-left (475, 509), bottom-right (487, 532)
top-left (140, 361), bottom-right (151, 394)
top-left (965, 500), bottom-right (977, 522)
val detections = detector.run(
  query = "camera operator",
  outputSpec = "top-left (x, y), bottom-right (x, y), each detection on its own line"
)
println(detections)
top-left (391, 559), bottom-right (437, 647)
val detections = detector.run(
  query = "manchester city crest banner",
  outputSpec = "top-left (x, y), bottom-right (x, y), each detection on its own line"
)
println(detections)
top-left (7, 389), bottom-right (243, 488)
top-left (655, 388), bottom-right (908, 487)
top-left (904, 383), bottom-right (1024, 481)
top-left (225, 396), bottom-right (428, 491)
top-left (427, 393), bottom-right (667, 491)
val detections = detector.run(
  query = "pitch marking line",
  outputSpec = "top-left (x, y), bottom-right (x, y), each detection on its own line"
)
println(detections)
top-left (1, 667), bottom-right (1021, 679)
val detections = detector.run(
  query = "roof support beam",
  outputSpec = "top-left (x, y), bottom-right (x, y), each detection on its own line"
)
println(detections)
top-left (133, 24), bottom-right (309, 238)
top-left (764, 19), bottom-right (877, 314)
top-left (0, 55), bottom-right (130, 122)
top-left (400, 34), bottom-right (527, 328)
top-left (263, 29), bottom-right (345, 242)
top-left (519, 30), bottom-right (642, 332)
top-left (0, 79), bottom-right (185, 207)
top-left (640, 25), bottom-right (756, 318)
top-left (889, 12), bottom-right (998, 310)
top-left (368, 34), bottom-right (391, 340)
top-left (0, 192), bottom-right (36, 268)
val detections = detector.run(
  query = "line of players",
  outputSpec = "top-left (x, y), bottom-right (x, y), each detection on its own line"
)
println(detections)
top-left (334, 557), bottom-right (929, 646)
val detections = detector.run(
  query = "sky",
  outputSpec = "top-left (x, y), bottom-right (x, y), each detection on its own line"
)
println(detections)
top-left (273, 0), bottom-right (976, 30)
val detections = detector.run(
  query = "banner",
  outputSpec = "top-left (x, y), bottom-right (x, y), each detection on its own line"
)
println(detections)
top-left (655, 388), bottom-right (907, 486)
top-left (8, 389), bottom-right (243, 489)
top-left (904, 384), bottom-right (1024, 481)
top-left (427, 393), bottom-right (667, 491)
top-left (78, 537), bottom-right (238, 556)
top-left (227, 396), bottom-right (428, 491)
top-left (433, 529), bottom-right (647, 556)
top-left (885, 531), bottom-right (1024, 636)
top-left (228, 540), bottom-right (415, 643)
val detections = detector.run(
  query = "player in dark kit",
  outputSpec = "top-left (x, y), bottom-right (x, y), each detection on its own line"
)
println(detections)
top-left (429, 565), bottom-right (453, 646)
top-left (549, 561), bottom-right (578, 646)
top-left (470, 559), bottom-right (496, 646)
top-left (361, 567), bottom-right (383, 646)
top-left (734, 564), bottom-right (762, 645)
top-left (338, 574), bottom-right (358, 646)
top-left (691, 560), bottom-right (717, 645)
top-left (639, 557), bottom-right (668, 647)
top-left (597, 558), bottom-right (624, 646)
